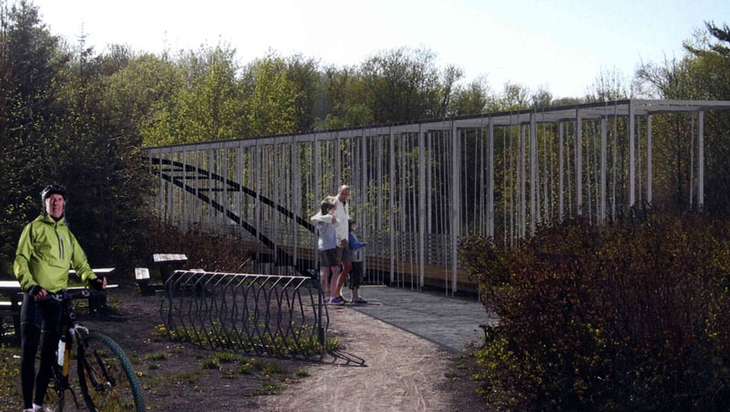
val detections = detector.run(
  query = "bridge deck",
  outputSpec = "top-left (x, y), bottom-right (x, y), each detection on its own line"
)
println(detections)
top-left (244, 242), bottom-right (478, 292)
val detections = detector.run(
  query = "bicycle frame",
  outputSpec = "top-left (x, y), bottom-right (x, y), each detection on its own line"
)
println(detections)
top-left (44, 289), bottom-right (145, 411)
top-left (46, 294), bottom-right (86, 409)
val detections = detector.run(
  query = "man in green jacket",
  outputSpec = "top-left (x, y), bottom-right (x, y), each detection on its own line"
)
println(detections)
top-left (14, 184), bottom-right (105, 412)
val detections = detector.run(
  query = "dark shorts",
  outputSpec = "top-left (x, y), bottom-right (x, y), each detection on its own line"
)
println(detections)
top-left (337, 246), bottom-right (353, 262)
top-left (319, 248), bottom-right (339, 267)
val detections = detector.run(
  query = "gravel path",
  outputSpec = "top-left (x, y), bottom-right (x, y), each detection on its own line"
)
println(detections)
top-left (254, 305), bottom-right (489, 411)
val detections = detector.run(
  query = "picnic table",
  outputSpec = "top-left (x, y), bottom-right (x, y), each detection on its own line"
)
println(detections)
top-left (69, 267), bottom-right (116, 277)
top-left (131, 254), bottom-right (189, 296)
top-left (0, 280), bottom-right (23, 339)
top-left (153, 254), bottom-right (188, 283)
top-left (0, 269), bottom-right (117, 340)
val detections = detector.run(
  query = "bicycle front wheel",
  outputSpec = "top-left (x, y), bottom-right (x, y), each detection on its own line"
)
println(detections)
top-left (77, 332), bottom-right (145, 412)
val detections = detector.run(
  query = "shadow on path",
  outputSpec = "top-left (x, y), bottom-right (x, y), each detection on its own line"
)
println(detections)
top-left (345, 285), bottom-right (497, 352)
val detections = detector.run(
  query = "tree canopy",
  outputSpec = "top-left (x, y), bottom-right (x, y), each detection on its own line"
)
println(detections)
top-left (0, 0), bottom-right (728, 270)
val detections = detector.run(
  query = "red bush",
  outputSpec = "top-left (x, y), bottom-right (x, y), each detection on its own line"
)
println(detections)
top-left (465, 214), bottom-right (730, 411)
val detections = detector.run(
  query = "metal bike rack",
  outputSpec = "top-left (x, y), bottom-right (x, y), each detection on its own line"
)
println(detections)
top-left (159, 270), bottom-right (328, 357)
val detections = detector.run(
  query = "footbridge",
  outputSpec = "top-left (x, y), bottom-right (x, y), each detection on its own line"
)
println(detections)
top-left (142, 99), bottom-right (730, 294)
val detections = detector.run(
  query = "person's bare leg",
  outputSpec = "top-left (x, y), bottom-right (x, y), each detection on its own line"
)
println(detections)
top-left (336, 261), bottom-right (352, 298)
top-left (328, 266), bottom-right (341, 299)
top-left (320, 267), bottom-right (330, 298)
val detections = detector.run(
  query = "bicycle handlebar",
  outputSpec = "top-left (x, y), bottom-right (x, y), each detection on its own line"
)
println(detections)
top-left (37, 288), bottom-right (107, 303)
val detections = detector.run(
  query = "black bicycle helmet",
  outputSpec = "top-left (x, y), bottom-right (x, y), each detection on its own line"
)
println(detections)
top-left (41, 184), bottom-right (68, 204)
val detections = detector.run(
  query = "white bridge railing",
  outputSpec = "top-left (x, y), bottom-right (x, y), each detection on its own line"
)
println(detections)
top-left (144, 99), bottom-right (730, 293)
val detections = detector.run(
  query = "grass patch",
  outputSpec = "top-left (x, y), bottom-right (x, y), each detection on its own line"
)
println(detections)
top-left (158, 370), bottom-right (202, 385)
top-left (201, 357), bottom-right (220, 369)
top-left (254, 382), bottom-right (282, 395)
top-left (214, 351), bottom-right (239, 363)
top-left (146, 352), bottom-right (168, 361)
top-left (155, 322), bottom-right (339, 358)
top-left (0, 346), bottom-right (24, 410)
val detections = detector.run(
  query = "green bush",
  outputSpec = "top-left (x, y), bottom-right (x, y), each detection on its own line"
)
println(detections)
top-left (463, 213), bottom-right (730, 411)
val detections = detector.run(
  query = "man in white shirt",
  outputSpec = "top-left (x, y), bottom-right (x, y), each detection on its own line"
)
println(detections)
top-left (331, 185), bottom-right (352, 302)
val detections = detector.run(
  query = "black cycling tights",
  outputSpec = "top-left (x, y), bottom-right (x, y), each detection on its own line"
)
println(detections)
top-left (20, 294), bottom-right (63, 409)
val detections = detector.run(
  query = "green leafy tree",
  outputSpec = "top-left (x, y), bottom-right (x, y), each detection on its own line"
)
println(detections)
top-left (141, 45), bottom-right (245, 145)
top-left (496, 81), bottom-right (531, 110)
top-left (359, 47), bottom-right (462, 123)
top-left (685, 22), bottom-right (730, 215)
top-left (103, 52), bottom-right (181, 147)
top-left (241, 54), bottom-right (300, 137)
top-left (316, 65), bottom-right (372, 129)
top-left (637, 21), bottom-right (730, 214)
top-left (448, 75), bottom-right (494, 116)
top-left (284, 53), bottom-right (323, 132)
top-left (174, 45), bottom-right (245, 143)
top-left (0, 1), bottom-right (156, 269)
top-left (45, 36), bottom-right (156, 267)
top-left (0, 0), bottom-right (67, 268)
top-left (684, 22), bottom-right (730, 100)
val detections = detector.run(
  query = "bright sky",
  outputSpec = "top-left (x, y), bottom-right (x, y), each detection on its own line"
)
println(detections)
top-left (30, 0), bottom-right (730, 99)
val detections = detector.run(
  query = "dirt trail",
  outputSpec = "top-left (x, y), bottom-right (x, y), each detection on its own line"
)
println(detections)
top-left (69, 285), bottom-right (487, 412)
top-left (253, 305), bottom-right (486, 412)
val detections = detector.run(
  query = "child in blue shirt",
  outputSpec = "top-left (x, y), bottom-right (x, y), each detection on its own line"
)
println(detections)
top-left (348, 219), bottom-right (368, 304)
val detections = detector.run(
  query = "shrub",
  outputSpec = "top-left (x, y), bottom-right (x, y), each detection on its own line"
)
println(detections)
top-left (464, 213), bottom-right (730, 411)
top-left (146, 221), bottom-right (253, 273)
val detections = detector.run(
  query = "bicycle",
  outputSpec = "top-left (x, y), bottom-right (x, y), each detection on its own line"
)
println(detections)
top-left (40, 289), bottom-right (145, 411)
